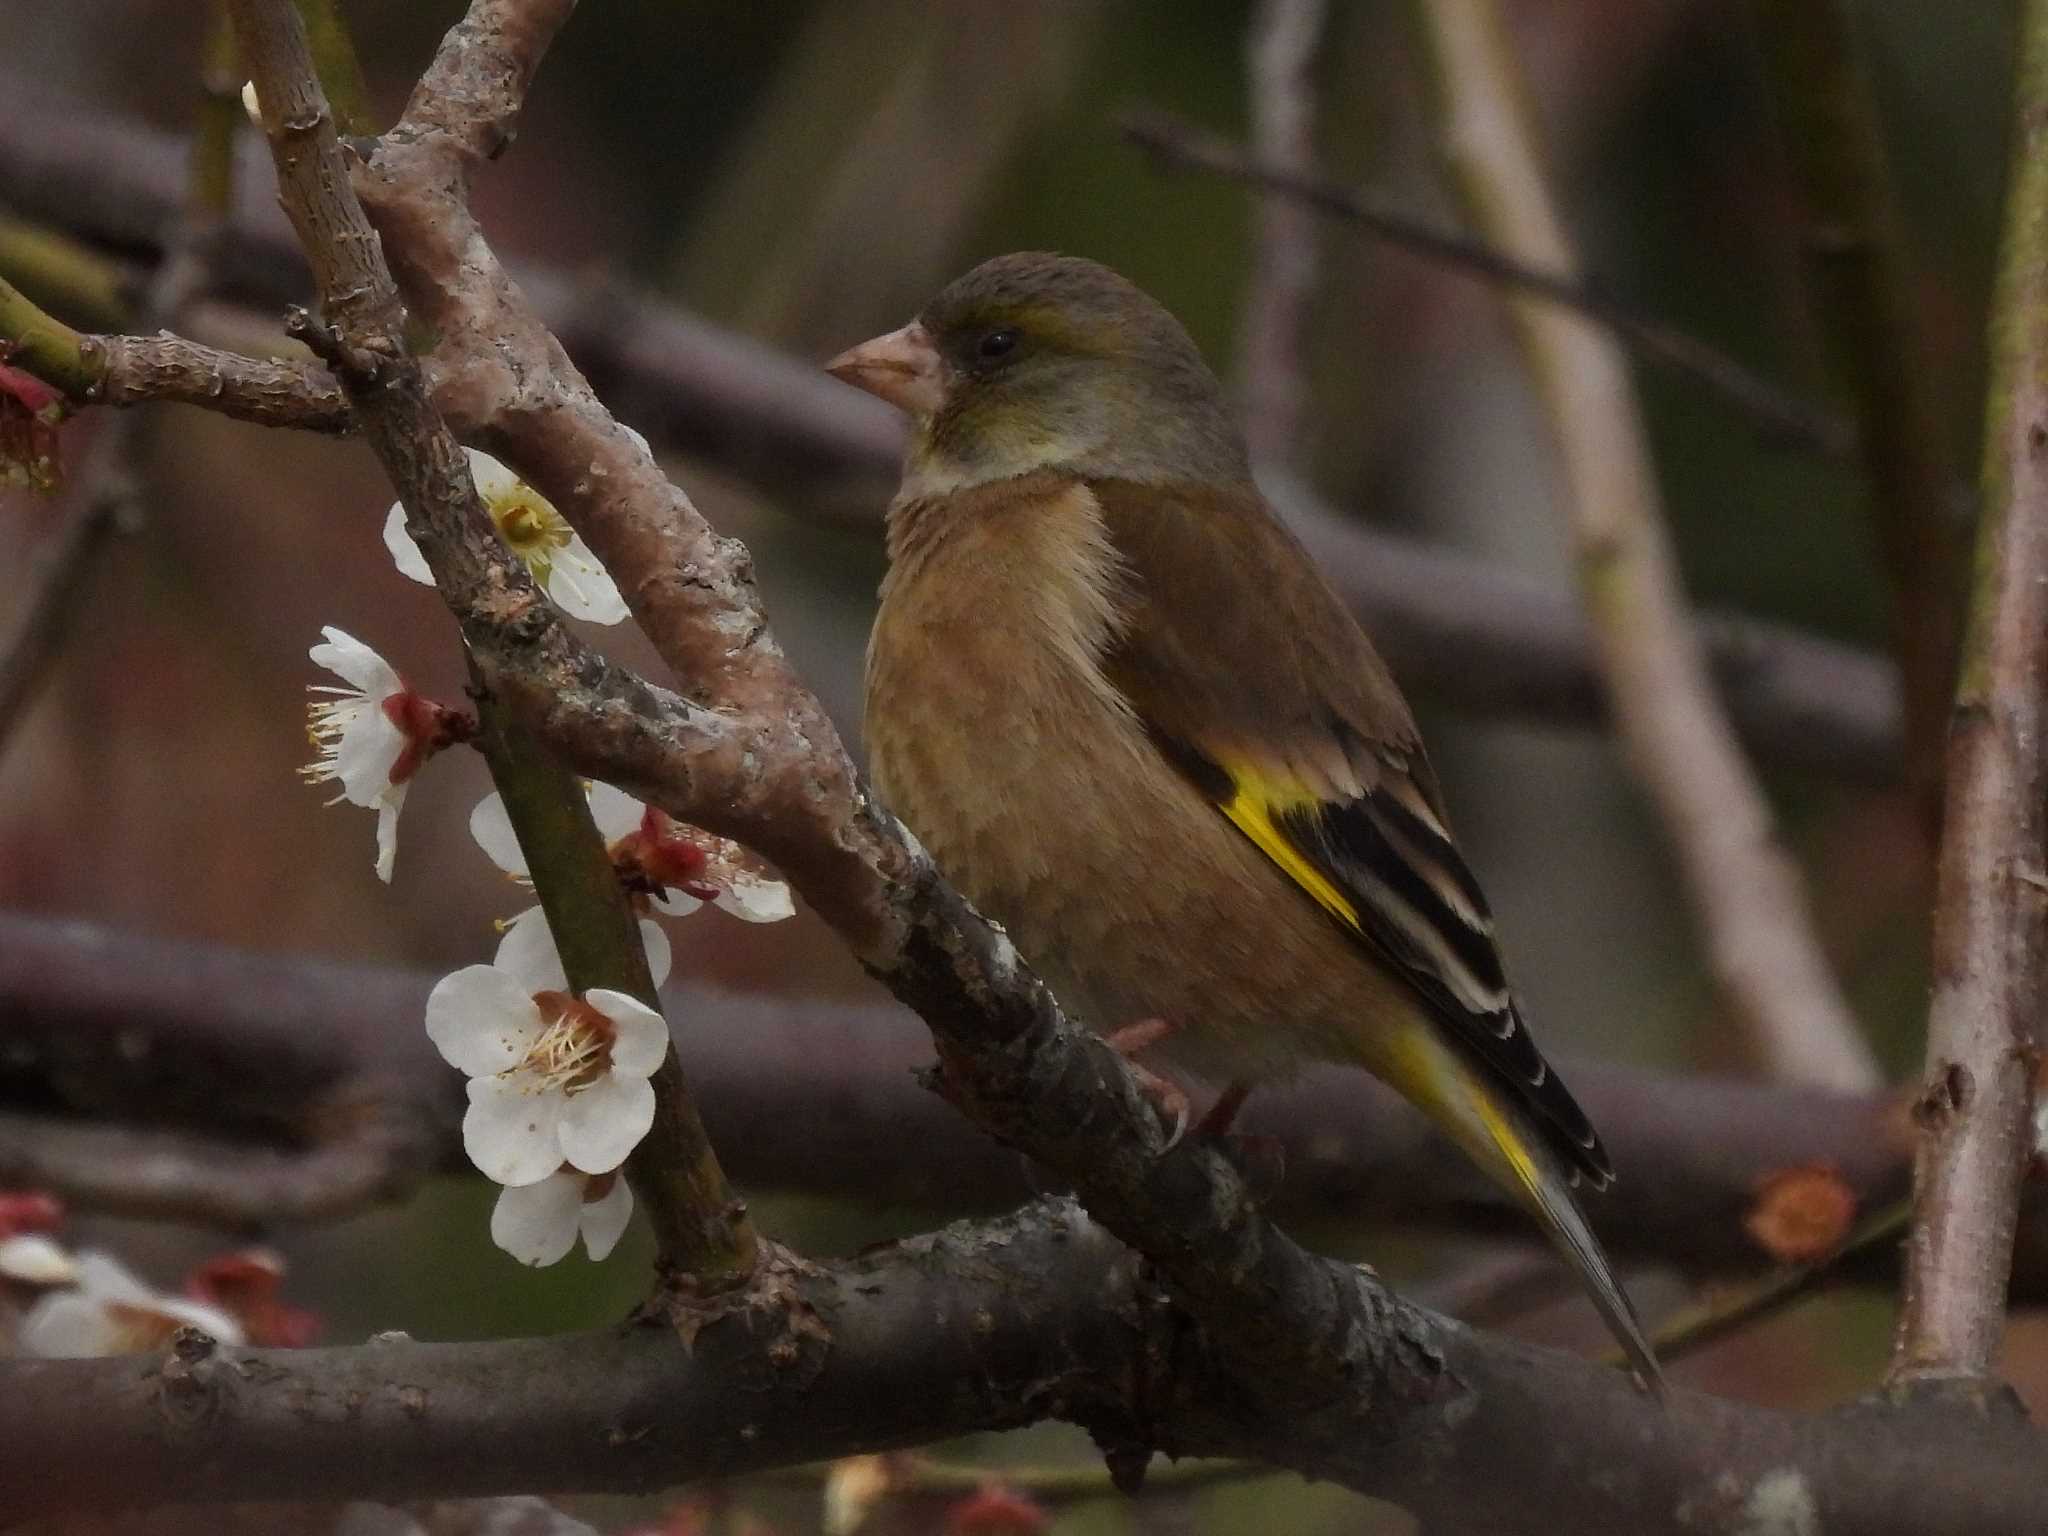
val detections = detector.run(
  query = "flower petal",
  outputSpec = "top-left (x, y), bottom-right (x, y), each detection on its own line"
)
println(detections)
top-left (649, 888), bottom-right (704, 918)
top-left (382, 505), bottom-right (436, 585)
top-left (715, 875), bottom-right (795, 924)
top-left (489, 1173), bottom-right (582, 1267)
top-left (333, 712), bottom-right (408, 807)
top-left (638, 920), bottom-right (672, 989)
top-left (464, 1074), bottom-right (567, 1186)
top-left (73, 1250), bottom-right (154, 1305)
top-left (557, 1072), bottom-right (655, 1174)
top-left (542, 535), bottom-right (629, 624)
top-left (585, 989), bottom-right (669, 1078)
top-left (585, 781), bottom-right (644, 844)
top-left (18, 1292), bottom-right (118, 1357)
top-left (374, 789), bottom-right (405, 884)
top-left (578, 1177), bottom-right (634, 1260)
top-left (309, 627), bottom-right (401, 696)
top-left (464, 448), bottom-right (522, 501)
top-left (493, 906), bottom-right (569, 994)
top-left (469, 792), bottom-right (530, 878)
top-left (426, 965), bottom-right (544, 1076)
top-left (0, 1233), bottom-right (78, 1286)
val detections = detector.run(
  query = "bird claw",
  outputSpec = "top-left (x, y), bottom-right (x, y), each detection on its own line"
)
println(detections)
top-left (1129, 1064), bottom-right (1191, 1150)
top-left (1104, 1018), bottom-right (1190, 1149)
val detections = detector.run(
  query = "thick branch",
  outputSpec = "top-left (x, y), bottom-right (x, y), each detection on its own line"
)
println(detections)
top-left (4, 1198), bottom-right (2047, 1536)
top-left (1890, 0), bottom-right (2048, 1388)
top-left (0, 91), bottom-right (1908, 780)
top-left (0, 910), bottom-right (1948, 1283)
top-left (1414, 0), bottom-right (1879, 1094)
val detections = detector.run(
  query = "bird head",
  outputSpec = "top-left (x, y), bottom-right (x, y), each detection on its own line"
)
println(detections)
top-left (826, 252), bottom-right (1249, 496)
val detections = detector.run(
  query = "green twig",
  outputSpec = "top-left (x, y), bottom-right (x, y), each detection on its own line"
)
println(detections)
top-left (291, 0), bottom-right (374, 133)
top-left (0, 221), bottom-right (131, 333)
top-left (1604, 1198), bottom-right (1911, 1371)
top-left (0, 274), bottom-right (96, 399)
top-left (471, 675), bottom-right (760, 1286)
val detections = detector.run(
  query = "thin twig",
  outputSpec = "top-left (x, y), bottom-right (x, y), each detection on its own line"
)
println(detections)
top-left (1123, 107), bottom-right (1856, 462)
top-left (0, 42), bottom-right (242, 755)
top-left (1411, 0), bottom-right (1880, 1095)
top-left (1889, 0), bottom-right (2048, 1390)
top-left (1749, 0), bottom-right (1964, 827)
top-left (469, 676), bottom-right (758, 1283)
top-left (1238, 0), bottom-right (1326, 467)
top-left (1625, 1197), bottom-right (1910, 1371)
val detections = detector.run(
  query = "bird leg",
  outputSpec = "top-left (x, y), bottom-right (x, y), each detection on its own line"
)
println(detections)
top-left (1195, 1079), bottom-right (1253, 1139)
top-left (1102, 1017), bottom-right (1191, 1149)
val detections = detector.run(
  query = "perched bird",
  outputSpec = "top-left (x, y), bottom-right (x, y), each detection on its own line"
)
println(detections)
top-left (828, 251), bottom-right (1660, 1390)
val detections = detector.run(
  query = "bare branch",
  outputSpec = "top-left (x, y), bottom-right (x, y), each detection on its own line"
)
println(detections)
top-left (5, 1198), bottom-right (2048, 1535)
top-left (1238, 0), bottom-right (1326, 466)
top-left (1122, 108), bottom-right (1856, 462)
top-left (1412, 0), bottom-right (1880, 1094)
top-left (1891, 0), bottom-right (2048, 1389)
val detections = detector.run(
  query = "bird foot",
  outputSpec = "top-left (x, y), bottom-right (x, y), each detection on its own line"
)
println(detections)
top-left (1104, 1018), bottom-right (1191, 1149)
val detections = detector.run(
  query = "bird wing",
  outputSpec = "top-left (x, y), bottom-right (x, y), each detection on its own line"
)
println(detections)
top-left (1091, 478), bottom-right (1611, 1190)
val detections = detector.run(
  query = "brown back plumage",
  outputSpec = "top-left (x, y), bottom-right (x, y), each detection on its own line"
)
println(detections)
top-left (1092, 476), bottom-right (1614, 1190)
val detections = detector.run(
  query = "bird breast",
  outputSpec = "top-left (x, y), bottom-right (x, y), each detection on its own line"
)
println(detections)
top-left (863, 474), bottom-right (1370, 1082)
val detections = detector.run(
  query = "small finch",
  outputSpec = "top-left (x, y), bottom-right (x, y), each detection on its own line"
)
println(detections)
top-left (830, 252), bottom-right (1660, 1391)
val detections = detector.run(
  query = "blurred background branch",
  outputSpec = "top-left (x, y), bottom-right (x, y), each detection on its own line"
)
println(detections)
top-left (0, 95), bottom-right (1910, 783)
top-left (1412, 0), bottom-right (1880, 1094)
top-left (1237, 0), bottom-right (1327, 468)
top-left (1747, 0), bottom-right (1965, 830)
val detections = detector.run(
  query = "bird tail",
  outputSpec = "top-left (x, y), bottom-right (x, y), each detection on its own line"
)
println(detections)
top-left (1383, 1025), bottom-right (1665, 1395)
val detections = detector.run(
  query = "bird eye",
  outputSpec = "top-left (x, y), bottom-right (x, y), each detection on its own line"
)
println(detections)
top-left (975, 328), bottom-right (1019, 362)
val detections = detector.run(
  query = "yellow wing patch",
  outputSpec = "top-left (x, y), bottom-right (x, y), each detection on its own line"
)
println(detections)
top-left (1214, 761), bottom-right (1364, 935)
top-left (1218, 756), bottom-right (1545, 1206)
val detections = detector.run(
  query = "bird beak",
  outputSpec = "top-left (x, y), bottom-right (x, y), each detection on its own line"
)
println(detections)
top-left (825, 321), bottom-right (945, 416)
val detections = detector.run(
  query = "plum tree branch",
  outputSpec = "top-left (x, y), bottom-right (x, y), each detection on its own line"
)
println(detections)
top-left (7, 1196), bottom-right (2046, 1535)
top-left (1413, 0), bottom-right (1880, 1095)
top-left (1890, 0), bottom-right (2048, 1390)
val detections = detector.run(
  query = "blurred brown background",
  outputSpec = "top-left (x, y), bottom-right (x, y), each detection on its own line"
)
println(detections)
top-left (0, 1), bottom-right (2028, 1529)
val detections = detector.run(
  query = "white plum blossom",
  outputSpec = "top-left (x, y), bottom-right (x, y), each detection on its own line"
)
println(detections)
top-left (426, 965), bottom-right (667, 1185)
top-left (469, 787), bottom-right (675, 991)
top-left (490, 1169), bottom-right (633, 1266)
top-left (473, 783), bottom-right (795, 926)
top-left (19, 1251), bottom-right (244, 1358)
top-left (303, 628), bottom-right (459, 883)
top-left (493, 903), bottom-right (672, 996)
top-left (385, 449), bottom-right (628, 624)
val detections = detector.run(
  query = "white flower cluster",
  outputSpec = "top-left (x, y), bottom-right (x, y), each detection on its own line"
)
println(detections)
top-left (299, 443), bottom-right (795, 1265)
